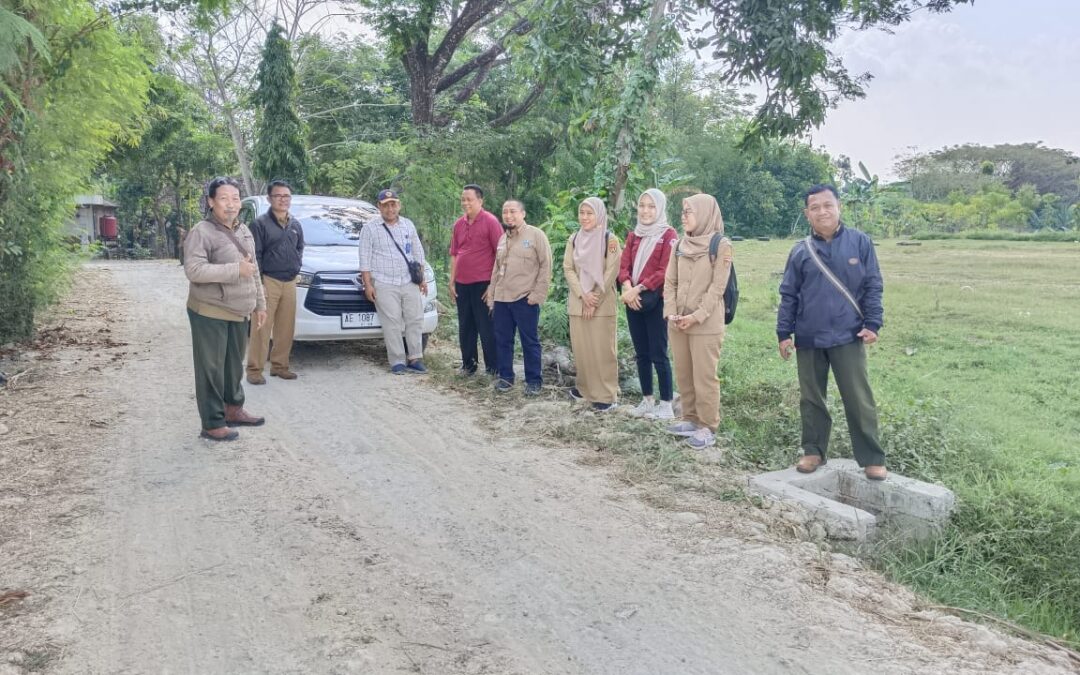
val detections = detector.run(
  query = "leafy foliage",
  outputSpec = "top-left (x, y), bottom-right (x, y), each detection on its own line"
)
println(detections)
top-left (0, 0), bottom-right (151, 342)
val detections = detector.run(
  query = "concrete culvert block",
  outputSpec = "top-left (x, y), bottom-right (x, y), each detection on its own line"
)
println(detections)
top-left (748, 459), bottom-right (955, 543)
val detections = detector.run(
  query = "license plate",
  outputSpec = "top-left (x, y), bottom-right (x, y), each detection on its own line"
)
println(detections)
top-left (341, 312), bottom-right (378, 329)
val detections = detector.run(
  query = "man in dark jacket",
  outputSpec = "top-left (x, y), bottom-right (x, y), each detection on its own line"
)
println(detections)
top-left (246, 179), bottom-right (305, 384)
top-left (777, 184), bottom-right (887, 480)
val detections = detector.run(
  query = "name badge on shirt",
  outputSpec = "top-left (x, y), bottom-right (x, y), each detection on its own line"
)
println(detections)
top-left (522, 239), bottom-right (532, 248)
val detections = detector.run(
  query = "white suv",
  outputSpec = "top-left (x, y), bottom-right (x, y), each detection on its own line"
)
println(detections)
top-left (240, 195), bottom-right (438, 346)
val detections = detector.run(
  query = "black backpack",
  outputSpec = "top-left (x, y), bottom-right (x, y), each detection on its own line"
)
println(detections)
top-left (710, 233), bottom-right (739, 324)
top-left (674, 232), bottom-right (738, 324)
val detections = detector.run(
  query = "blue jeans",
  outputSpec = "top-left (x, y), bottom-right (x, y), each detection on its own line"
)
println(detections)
top-left (493, 298), bottom-right (542, 386)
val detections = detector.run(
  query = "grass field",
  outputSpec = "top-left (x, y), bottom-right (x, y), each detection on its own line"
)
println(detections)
top-left (431, 237), bottom-right (1080, 644)
top-left (722, 238), bottom-right (1080, 644)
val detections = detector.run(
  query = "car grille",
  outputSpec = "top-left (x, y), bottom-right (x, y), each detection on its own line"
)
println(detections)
top-left (303, 272), bottom-right (376, 316)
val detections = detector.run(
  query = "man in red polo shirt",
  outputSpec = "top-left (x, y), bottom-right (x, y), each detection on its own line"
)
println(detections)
top-left (449, 184), bottom-right (504, 376)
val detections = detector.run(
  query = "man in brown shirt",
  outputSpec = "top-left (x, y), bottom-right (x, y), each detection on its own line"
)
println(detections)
top-left (484, 200), bottom-right (551, 395)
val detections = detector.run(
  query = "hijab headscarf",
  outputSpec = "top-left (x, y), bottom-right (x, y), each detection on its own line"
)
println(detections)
top-left (632, 188), bottom-right (673, 284)
top-left (573, 197), bottom-right (608, 292)
top-left (677, 193), bottom-right (724, 259)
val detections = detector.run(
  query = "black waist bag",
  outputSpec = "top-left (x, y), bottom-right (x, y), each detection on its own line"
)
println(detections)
top-left (383, 223), bottom-right (425, 285)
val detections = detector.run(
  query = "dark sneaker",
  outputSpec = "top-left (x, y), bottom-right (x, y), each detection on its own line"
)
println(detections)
top-left (390, 363), bottom-right (407, 375)
top-left (592, 402), bottom-right (616, 412)
top-left (494, 379), bottom-right (513, 392)
top-left (457, 367), bottom-right (477, 377)
top-left (568, 387), bottom-right (584, 401)
top-left (406, 360), bottom-right (428, 374)
top-left (524, 382), bottom-right (542, 397)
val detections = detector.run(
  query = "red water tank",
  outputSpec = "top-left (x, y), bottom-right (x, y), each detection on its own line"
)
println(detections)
top-left (99, 215), bottom-right (118, 239)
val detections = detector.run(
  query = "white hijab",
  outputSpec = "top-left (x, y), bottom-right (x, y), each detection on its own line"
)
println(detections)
top-left (632, 188), bottom-right (672, 284)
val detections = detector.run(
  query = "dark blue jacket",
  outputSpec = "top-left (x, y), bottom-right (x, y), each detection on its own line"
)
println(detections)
top-left (776, 224), bottom-right (883, 349)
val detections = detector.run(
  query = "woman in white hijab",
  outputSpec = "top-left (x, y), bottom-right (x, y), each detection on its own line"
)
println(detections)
top-left (618, 189), bottom-right (678, 419)
top-left (564, 197), bottom-right (623, 410)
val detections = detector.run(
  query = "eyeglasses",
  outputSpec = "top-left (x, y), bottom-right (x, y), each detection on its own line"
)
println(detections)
top-left (681, 210), bottom-right (694, 216)
top-left (270, 193), bottom-right (292, 200)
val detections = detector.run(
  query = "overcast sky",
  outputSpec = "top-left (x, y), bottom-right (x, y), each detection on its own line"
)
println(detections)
top-left (809, 0), bottom-right (1080, 180)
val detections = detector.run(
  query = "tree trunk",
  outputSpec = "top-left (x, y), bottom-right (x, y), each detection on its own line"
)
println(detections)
top-left (608, 0), bottom-right (668, 215)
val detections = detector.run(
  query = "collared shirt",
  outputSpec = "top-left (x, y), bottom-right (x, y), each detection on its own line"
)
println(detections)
top-left (489, 223), bottom-right (552, 304)
top-left (449, 209), bottom-right (504, 284)
top-left (251, 210), bottom-right (304, 282)
top-left (358, 216), bottom-right (426, 287)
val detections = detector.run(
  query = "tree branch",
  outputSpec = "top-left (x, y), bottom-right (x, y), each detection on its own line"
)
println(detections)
top-left (436, 18), bottom-right (530, 93)
top-left (430, 0), bottom-right (504, 77)
top-left (490, 83), bottom-right (544, 127)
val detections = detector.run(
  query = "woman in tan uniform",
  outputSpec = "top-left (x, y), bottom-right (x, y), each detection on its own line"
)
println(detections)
top-left (564, 197), bottom-right (622, 411)
top-left (663, 193), bottom-right (733, 448)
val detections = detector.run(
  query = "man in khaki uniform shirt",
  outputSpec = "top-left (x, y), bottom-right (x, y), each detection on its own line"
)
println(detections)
top-left (484, 200), bottom-right (551, 395)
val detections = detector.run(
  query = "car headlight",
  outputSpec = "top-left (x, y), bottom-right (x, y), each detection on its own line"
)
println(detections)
top-left (297, 271), bottom-right (314, 287)
top-left (424, 301), bottom-right (435, 313)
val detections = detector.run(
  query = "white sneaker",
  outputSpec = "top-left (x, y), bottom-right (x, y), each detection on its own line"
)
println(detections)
top-left (650, 400), bottom-right (675, 420)
top-left (685, 427), bottom-right (716, 449)
top-left (627, 398), bottom-right (655, 417)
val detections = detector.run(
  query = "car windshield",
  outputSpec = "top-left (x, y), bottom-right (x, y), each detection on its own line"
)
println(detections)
top-left (291, 203), bottom-right (378, 246)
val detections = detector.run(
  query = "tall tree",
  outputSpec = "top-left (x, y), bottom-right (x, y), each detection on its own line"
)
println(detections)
top-left (252, 21), bottom-right (308, 189)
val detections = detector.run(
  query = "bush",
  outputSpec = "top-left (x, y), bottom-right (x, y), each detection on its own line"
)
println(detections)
top-left (911, 230), bottom-right (1080, 242)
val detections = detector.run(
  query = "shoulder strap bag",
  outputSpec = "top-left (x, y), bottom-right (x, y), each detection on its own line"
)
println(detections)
top-left (382, 222), bottom-right (425, 285)
top-left (802, 236), bottom-right (863, 319)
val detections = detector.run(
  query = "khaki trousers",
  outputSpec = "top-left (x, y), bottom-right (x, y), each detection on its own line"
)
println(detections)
top-left (669, 328), bottom-right (723, 431)
top-left (247, 275), bottom-right (297, 375)
top-left (373, 281), bottom-right (424, 365)
top-left (569, 314), bottom-right (619, 404)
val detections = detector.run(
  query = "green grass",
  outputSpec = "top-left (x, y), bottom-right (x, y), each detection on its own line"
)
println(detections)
top-left (722, 238), bottom-right (1080, 645)
top-left (429, 238), bottom-right (1080, 644)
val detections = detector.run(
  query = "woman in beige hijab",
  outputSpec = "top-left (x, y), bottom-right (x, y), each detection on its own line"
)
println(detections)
top-left (564, 197), bottom-right (623, 410)
top-left (662, 193), bottom-right (733, 448)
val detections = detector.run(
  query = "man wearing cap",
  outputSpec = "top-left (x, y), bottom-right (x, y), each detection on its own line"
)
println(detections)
top-left (449, 184), bottom-right (503, 377)
top-left (358, 189), bottom-right (429, 374)
top-left (484, 200), bottom-right (552, 396)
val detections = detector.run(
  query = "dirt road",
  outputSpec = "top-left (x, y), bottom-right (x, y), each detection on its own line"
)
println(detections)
top-left (1, 261), bottom-right (1073, 674)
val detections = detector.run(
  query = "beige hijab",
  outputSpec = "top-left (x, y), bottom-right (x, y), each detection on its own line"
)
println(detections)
top-left (573, 197), bottom-right (608, 292)
top-left (678, 193), bottom-right (724, 259)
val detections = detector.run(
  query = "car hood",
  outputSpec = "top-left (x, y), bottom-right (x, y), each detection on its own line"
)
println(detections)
top-left (302, 245), bottom-right (361, 273)
top-left (301, 245), bottom-right (435, 275)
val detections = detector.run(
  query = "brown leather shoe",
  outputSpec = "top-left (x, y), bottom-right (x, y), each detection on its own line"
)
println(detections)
top-left (200, 427), bottom-right (239, 441)
top-left (796, 454), bottom-right (826, 474)
top-left (247, 373), bottom-right (266, 385)
top-left (270, 369), bottom-right (298, 380)
top-left (225, 404), bottom-right (265, 427)
top-left (864, 465), bottom-right (888, 481)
